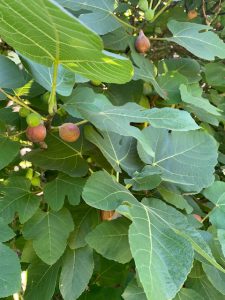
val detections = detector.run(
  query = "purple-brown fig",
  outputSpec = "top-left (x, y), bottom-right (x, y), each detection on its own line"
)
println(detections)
top-left (26, 124), bottom-right (47, 143)
top-left (59, 123), bottom-right (80, 143)
top-left (135, 30), bottom-right (150, 53)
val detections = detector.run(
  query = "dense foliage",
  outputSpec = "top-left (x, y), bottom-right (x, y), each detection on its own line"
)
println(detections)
top-left (0, 0), bottom-right (225, 299)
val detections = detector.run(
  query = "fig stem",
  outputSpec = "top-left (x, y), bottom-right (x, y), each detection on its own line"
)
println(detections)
top-left (113, 14), bottom-right (136, 30)
top-left (75, 119), bottom-right (89, 126)
top-left (48, 59), bottom-right (59, 116)
top-left (116, 172), bottom-right (120, 183)
top-left (0, 88), bottom-right (47, 121)
top-left (150, 0), bottom-right (173, 22)
top-left (154, 0), bottom-right (162, 11)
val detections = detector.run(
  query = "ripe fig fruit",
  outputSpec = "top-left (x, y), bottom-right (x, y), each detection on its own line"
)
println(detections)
top-left (188, 10), bottom-right (198, 20)
top-left (91, 80), bottom-right (102, 86)
top-left (26, 124), bottom-right (47, 143)
top-left (19, 107), bottom-right (30, 118)
top-left (59, 123), bottom-right (80, 143)
top-left (144, 8), bottom-right (154, 21)
top-left (26, 113), bottom-right (42, 127)
top-left (135, 30), bottom-right (150, 53)
top-left (31, 176), bottom-right (41, 187)
top-left (193, 214), bottom-right (202, 222)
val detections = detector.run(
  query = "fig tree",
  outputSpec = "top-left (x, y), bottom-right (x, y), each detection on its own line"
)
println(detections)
top-left (26, 113), bottom-right (42, 127)
top-left (59, 123), bottom-right (80, 143)
top-left (26, 124), bottom-right (47, 143)
top-left (135, 30), bottom-right (150, 53)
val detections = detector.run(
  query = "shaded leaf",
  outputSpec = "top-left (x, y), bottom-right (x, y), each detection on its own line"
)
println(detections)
top-left (60, 246), bottom-right (94, 300)
top-left (44, 173), bottom-right (86, 211)
top-left (24, 258), bottom-right (61, 300)
top-left (23, 208), bottom-right (74, 265)
top-left (0, 243), bottom-right (21, 298)
top-left (26, 133), bottom-right (88, 177)
top-left (0, 137), bottom-right (20, 171)
top-left (86, 217), bottom-right (132, 264)
top-left (0, 177), bottom-right (40, 223)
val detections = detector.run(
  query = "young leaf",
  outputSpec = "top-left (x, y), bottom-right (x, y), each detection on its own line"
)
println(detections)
top-left (59, 246), bottom-right (94, 300)
top-left (23, 208), bottom-right (74, 265)
top-left (86, 217), bottom-right (132, 264)
top-left (44, 173), bottom-right (86, 211)
top-left (167, 20), bottom-right (225, 60)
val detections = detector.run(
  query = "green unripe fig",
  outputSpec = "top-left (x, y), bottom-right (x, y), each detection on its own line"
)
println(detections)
top-left (26, 124), bottom-right (47, 143)
top-left (143, 83), bottom-right (153, 95)
top-left (26, 168), bottom-right (33, 180)
top-left (59, 123), bottom-right (80, 143)
top-left (135, 30), bottom-right (150, 53)
top-left (19, 107), bottom-right (30, 118)
top-left (91, 80), bottom-right (102, 86)
top-left (138, 0), bottom-right (148, 11)
top-left (144, 8), bottom-right (154, 21)
top-left (139, 95), bottom-right (150, 109)
top-left (31, 176), bottom-right (41, 187)
top-left (42, 92), bottom-right (51, 104)
top-left (26, 113), bottom-right (42, 127)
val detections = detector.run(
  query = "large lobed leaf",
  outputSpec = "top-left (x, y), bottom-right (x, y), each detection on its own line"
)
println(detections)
top-left (0, 0), bottom-right (133, 83)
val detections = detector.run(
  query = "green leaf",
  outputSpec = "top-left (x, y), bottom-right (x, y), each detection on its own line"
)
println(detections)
top-left (59, 246), bottom-right (94, 300)
top-left (129, 42), bottom-right (167, 99)
top-left (56, 0), bottom-right (123, 35)
top-left (118, 198), bottom-right (194, 300)
top-left (44, 173), bottom-right (86, 211)
top-left (0, 243), bottom-right (21, 298)
top-left (203, 263), bottom-right (225, 295)
top-left (205, 62), bottom-right (225, 90)
top-left (180, 84), bottom-right (221, 116)
top-left (68, 204), bottom-right (100, 249)
top-left (103, 27), bottom-right (130, 51)
top-left (137, 127), bottom-right (218, 193)
top-left (0, 218), bottom-right (15, 242)
top-left (21, 56), bottom-right (75, 96)
top-left (82, 171), bottom-right (135, 210)
top-left (64, 87), bottom-right (198, 156)
top-left (167, 20), bottom-right (225, 60)
top-left (158, 58), bottom-right (201, 84)
top-left (0, 0), bottom-right (133, 83)
top-left (0, 54), bottom-right (26, 89)
top-left (26, 133), bottom-right (88, 177)
top-left (122, 279), bottom-right (147, 300)
top-left (125, 165), bottom-right (162, 191)
top-left (24, 258), bottom-right (61, 300)
top-left (173, 288), bottom-right (204, 300)
top-left (0, 177), bottom-right (40, 223)
top-left (158, 185), bottom-right (193, 214)
top-left (85, 126), bottom-right (143, 176)
top-left (23, 208), bottom-right (74, 265)
top-left (0, 137), bottom-right (20, 171)
top-left (186, 264), bottom-right (225, 300)
top-left (86, 217), bottom-right (132, 264)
